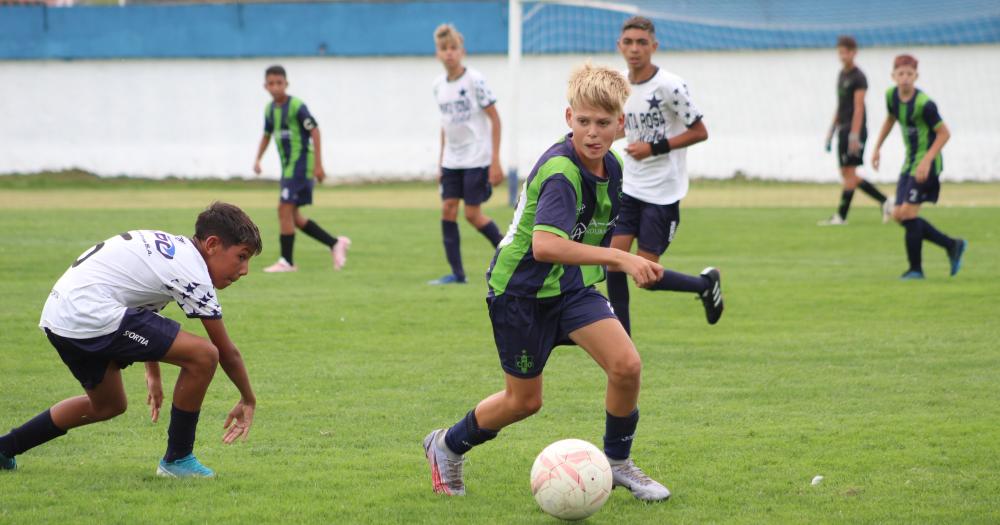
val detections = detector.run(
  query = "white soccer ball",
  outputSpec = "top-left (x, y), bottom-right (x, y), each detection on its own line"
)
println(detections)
top-left (530, 439), bottom-right (613, 520)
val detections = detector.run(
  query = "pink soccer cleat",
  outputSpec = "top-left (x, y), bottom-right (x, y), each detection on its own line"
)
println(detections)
top-left (332, 237), bottom-right (351, 270)
top-left (263, 258), bottom-right (297, 273)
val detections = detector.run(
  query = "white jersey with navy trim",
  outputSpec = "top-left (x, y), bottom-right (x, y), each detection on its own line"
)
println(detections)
top-left (622, 68), bottom-right (703, 205)
top-left (434, 67), bottom-right (497, 169)
top-left (40, 230), bottom-right (221, 339)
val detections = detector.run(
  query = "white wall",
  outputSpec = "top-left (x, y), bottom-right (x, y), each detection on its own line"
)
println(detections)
top-left (2, 45), bottom-right (998, 182)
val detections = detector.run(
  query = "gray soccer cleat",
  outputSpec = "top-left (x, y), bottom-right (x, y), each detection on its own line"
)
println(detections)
top-left (611, 458), bottom-right (671, 502)
top-left (423, 429), bottom-right (466, 496)
top-left (882, 199), bottom-right (894, 224)
top-left (817, 214), bottom-right (847, 226)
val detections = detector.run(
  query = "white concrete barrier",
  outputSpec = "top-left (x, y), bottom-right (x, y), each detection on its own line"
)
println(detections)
top-left (1, 45), bottom-right (997, 182)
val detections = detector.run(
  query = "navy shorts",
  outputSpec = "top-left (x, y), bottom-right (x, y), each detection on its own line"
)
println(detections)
top-left (614, 193), bottom-right (680, 256)
top-left (280, 177), bottom-right (314, 206)
top-left (895, 173), bottom-right (940, 205)
top-left (487, 286), bottom-right (617, 379)
top-left (440, 167), bottom-right (492, 206)
top-left (46, 308), bottom-right (180, 390)
top-left (837, 128), bottom-right (867, 167)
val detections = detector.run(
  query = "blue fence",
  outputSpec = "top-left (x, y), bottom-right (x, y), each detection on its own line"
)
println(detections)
top-left (1, 0), bottom-right (998, 60)
top-left (0, 2), bottom-right (508, 59)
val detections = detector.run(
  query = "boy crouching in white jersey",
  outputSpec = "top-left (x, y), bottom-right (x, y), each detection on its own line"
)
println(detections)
top-left (0, 202), bottom-right (260, 478)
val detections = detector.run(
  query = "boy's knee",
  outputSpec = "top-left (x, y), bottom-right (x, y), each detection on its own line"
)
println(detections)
top-left (512, 393), bottom-right (543, 417)
top-left (441, 202), bottom-right (459, 220)
top-left (463, 207), bottom-right (482, 223)
top-left (189, 341), bottom-right (219, 374)
top-left (93, 397), bottom-right (127, 421)
top-left (608, 355), bottom-right (642, 384)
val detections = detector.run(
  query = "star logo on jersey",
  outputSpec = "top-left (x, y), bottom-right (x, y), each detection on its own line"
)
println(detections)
top-left (646, 94), bottom-right (662, 110)
top-left (185, 283), bottom-right (197, 294)
top-left (459, 88), bottom-right (467, 97)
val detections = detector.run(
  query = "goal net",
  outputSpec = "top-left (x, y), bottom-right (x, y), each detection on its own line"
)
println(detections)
top-left (508, 0), bottom-right (1000, 184)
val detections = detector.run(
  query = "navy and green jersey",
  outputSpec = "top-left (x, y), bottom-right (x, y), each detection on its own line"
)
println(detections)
top-left (836, 66), bottom-right (867, 130)
top-left (264, 96), bottom-right (318, 179)
top-left (487, 135), bottom-right (623, 299)
top-left (886, 87), bottom-right (944, 177)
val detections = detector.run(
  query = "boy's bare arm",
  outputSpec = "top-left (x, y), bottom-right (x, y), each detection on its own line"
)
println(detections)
top-left (625, 119), bottom-right (707, 161)
top-left (253, 134), bottom-right (270, 175)
top-left (484, 104), bottom-right (504, 185)
top-left (825, 110), bottom-right (838, 150)
top-left (144, 362), bottom-right (163, 423)
top-left (848, 88), bottom-right (866, 153)
top-left (532, 231), bottom-right (662, 288)
top-left (438, 128), bottom-right (445, 180)
top-left (915, 123), bottom-right (949, 182)
top-left (310, 127), bottom-right (325, 183)
top-left (871, 114), bottom-right (896, 171)
top-left (201, 318), bottom-right (256, 443)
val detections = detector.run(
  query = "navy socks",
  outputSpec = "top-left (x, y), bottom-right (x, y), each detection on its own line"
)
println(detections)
top-left (916, 218), bottom-right (955, 250)
top-left (0, 409), bottom-right (66, 458)
top-left (441, 220), bottom-right (465, 279)
top-left (902, 217), bottom-right (956, 272)
top-left (164, 405), bottom-right (200, 463)
top-left (902, 218), bottom-right (923, 272)
top-left (650, 270), bottom-right (709, 293)
top-left (604, 409), bottom-right (639, 461)
top-left (279, 234), bottom-right (295, 265)
top-left (444, 410), bottom-right (498, 455)
top-left (857, 179), bottom-right (887, 203)
top-left (837, 189), bottom-right (855, 220)
top-left (300, 219), bottom-right (338, 248)
top-left (606, 271), bottom-right (631, 335)
top-left (478, 221), bottom-right (503, 248)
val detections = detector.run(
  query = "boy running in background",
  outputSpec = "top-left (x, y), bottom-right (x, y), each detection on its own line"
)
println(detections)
top-left (424, 63), bottom-right (671, 502)
top-left (429, 24), bottom-right (505, 285)
top-left (872, 54), bottom-right (966, 279)
top-left (820, 35), bottom-right (892, 226)
top-left (253, 65), bottom-right (350, 273)
top-left (608, 16), bottom-right (723, 334)
top-left (0, 203), bottom-right (260, 477)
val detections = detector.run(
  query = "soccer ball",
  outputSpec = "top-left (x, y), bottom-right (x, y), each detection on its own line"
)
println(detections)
top-left (530, 439), bottom-right (612, 520)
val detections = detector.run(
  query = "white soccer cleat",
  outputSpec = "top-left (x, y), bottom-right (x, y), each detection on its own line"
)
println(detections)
top-left (611, 458), bottom-right (671, 502)
top-left (423, 429), bottom-right (466, 496)
top-left (263, 258), bottom-right (297, 273)
top-left (332, 237), bottom-right (351, 271)
top-left (882, 199), bottom-right (894, 224)
top-left (817, 214), bottom-right (847, 226)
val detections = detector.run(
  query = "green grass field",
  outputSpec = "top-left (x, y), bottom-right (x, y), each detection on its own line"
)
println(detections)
top-left (1, 178), bottom-right (998, 523)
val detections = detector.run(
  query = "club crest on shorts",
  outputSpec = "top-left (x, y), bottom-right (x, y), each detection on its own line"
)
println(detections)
top-left (516, 350), bottom-right (534, 374)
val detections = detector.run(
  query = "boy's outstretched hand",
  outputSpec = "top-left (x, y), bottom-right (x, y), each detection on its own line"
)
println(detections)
top-left (223, 399), bottom-right (255, 444)
top-left (146, 375), bottom-right (163, 423)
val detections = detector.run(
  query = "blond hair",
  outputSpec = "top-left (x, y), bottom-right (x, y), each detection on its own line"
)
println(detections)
top-left (433, 24), bottom-right (463, 47)
top-left (566, 62), bottom-right (630, 115)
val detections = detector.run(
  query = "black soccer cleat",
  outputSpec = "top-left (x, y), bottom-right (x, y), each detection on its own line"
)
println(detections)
top-left (698, 267), bottom-right (724, 325)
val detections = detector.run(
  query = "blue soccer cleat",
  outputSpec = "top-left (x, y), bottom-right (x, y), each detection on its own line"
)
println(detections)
top-left (428, 274), bottom-right (467, 285)
top-left (948, 239), bottom-right (967, 277)
top-left (900, 270), bottom-right (925, 280)
top-left (156, 454), bottom-right (215, 478)
top-left (0, 451), bottom-right (15, 471)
